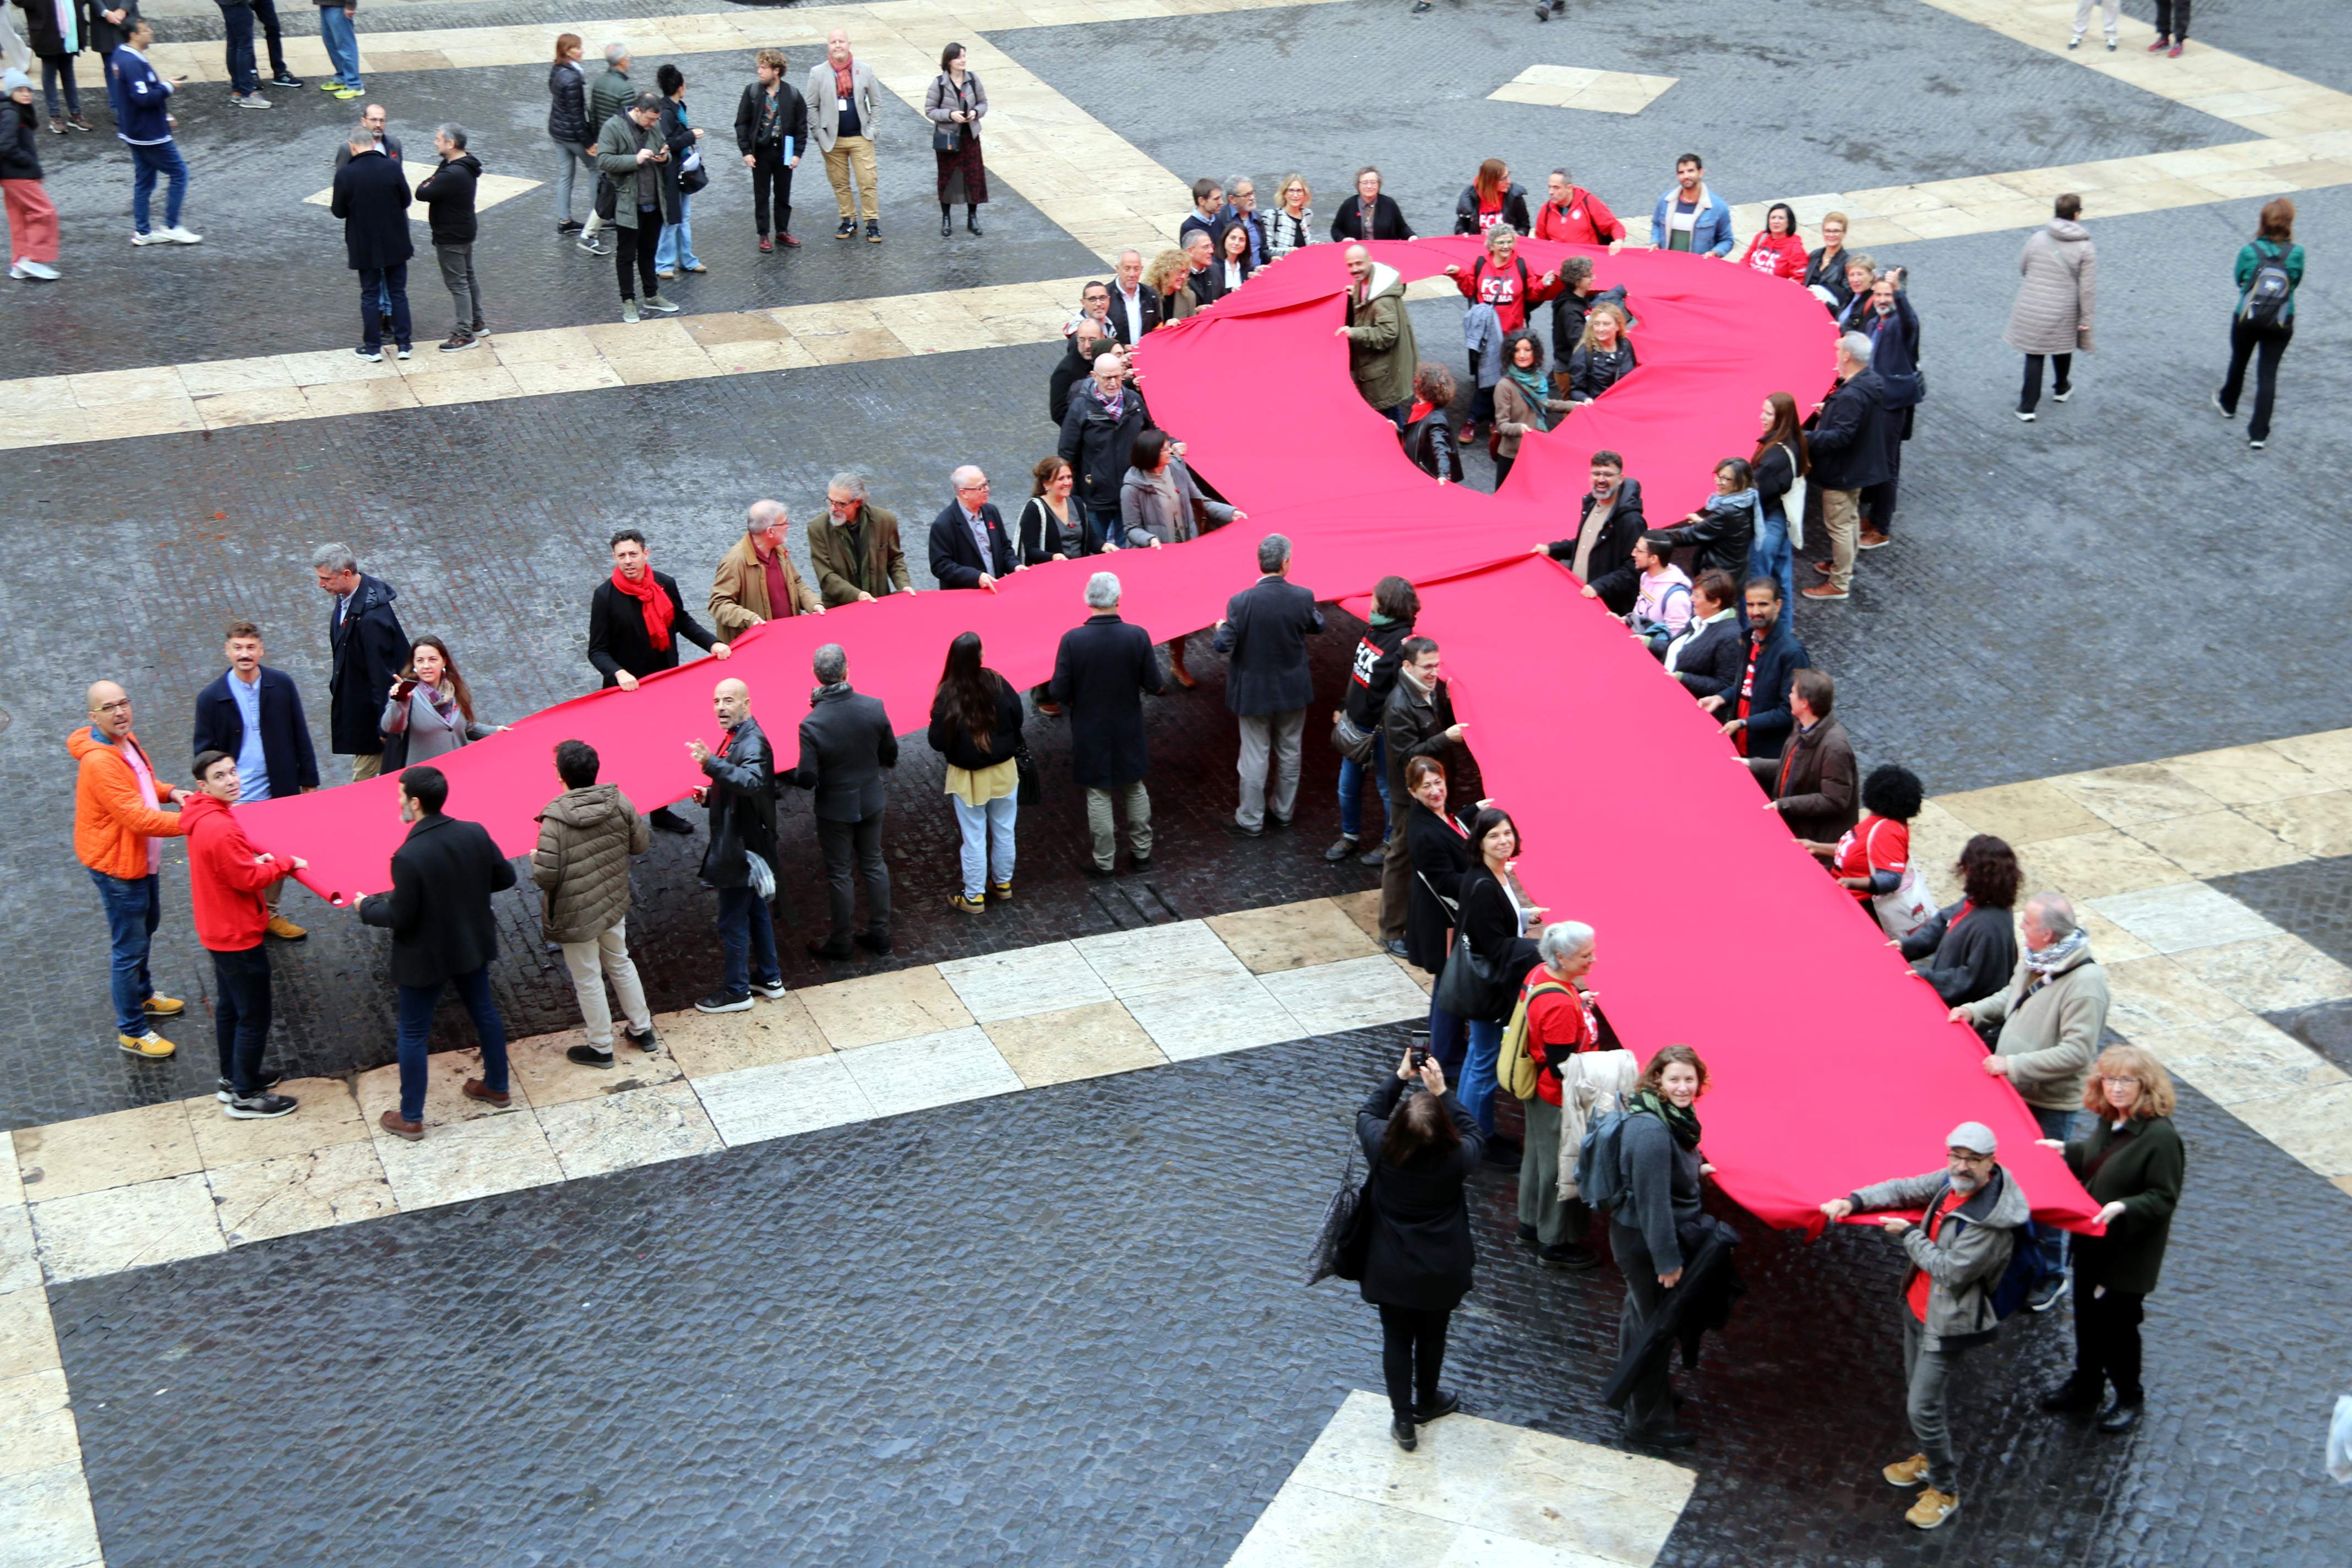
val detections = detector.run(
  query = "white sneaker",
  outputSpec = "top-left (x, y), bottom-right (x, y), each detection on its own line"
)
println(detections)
top-left (131, 229), bottom-right (171, 246)
top-left (13, 259), bottom-right (58, 280)
top-left (231, 91), bottom-right (272, 108)
top-left (2015, 410), bottom-right (2036, 422)
top-left (164, 226), bottom-right (204, 245)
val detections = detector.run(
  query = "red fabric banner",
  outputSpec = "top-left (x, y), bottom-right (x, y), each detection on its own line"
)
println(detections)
top-left (234, 240), bottom-right (2097, 1233)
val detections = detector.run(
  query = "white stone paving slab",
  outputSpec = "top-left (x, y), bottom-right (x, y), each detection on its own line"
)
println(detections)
top-left (1073, 919), bottom-right (1253, 1000)
top-left (29, 1174), bottom-right (225, 1284)
top-left (537, 1081), bottom-right (724, 1180)
top-left (367, 1110), bottom-right (563, 1214)
top-left (1262, 955), bottom-right (1434, 1037)
top-left (937, 940), bottom-right (1115, 1022)
top-left (0, 1457), bottom-right (102, 1568)
top-left (834, 1027), bottom-right (1026, 1119)
top-left (2087, 880), bottom-right (2283, 955)
top-left (1123, 973), bottom-right (1304, 1061)
top-left (693, 1052), bottom-right (877, 1147)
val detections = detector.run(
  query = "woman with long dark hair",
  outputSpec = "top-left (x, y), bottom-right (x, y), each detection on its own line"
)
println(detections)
top-left (925, 631), bottom-right (1025, 912)
top-left (1431, 805), bottom-right (1542, 1157)
top-left (1749, 391), bottom-right (1808, 607)
top-left (1355, 1045), bottom-right (1482, 1452)
top-left (1215, 219), bottom-right (1253, 295)
top-left (1452, 157), bottom-right (1532, 236)
top-left (380, 636), bottom-right (503, 768)
top-left (1612, 1043), bottom-right (1716, 1447)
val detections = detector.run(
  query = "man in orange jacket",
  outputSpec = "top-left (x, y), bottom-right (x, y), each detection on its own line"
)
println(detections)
top-left (185, 749), bottom-right (306, 1119)
top-left (71, 681), bottom-right (190, 1059)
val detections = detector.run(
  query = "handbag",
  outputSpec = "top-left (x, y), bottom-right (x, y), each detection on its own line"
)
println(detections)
top-left (1860, 818), bottom-right (1935, 938)
top-left (1306, 1150), bottom-right (1371, 1285)
top-left (1331, 709), bottom-right (1377, 764)
top-left (593, 172), bottom-right (617, 222)
top-left (1015, 741), bottom-right (1041, 806)
top-left (1431, 916), bottom-right (1510, 1023)
top-left (932, 77), bottom-right (963, 151)
top-left (1778, 442), bottom-right (1807, 551)
top-left (679, 142), bottom-right (709, 195)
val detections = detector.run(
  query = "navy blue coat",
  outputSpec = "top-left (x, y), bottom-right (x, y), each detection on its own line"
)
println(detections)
top-left (926, 501), bottom-right (1017, 589)
top-left (326, 573), bottom-right (409, 756)
top-left (1211, 575), bottom-right (1325, 716)
top-left (192, 667), bottom-right (321, 801)
top-left (1049, 613), bottom-right (1164, 788)
top-left (1733, 618), bottom-right (1811, 761)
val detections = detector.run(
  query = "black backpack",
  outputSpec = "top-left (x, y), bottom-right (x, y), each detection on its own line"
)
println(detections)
top-left (2239, 242), bottom-right (2294, 328)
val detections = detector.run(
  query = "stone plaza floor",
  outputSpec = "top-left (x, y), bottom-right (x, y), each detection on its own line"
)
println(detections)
top-left (3, 0), bottom-right (2350, 1562)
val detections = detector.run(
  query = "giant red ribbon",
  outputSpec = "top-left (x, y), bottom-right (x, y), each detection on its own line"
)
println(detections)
top-left (237, 240), bottom-right (2098, 1234)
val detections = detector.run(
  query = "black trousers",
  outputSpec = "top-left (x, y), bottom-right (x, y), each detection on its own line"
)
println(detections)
top-left (2220, 319), bottom-right (2292, 441)
top-left (816, 810), bottom-right (891, 942)
top-left (750, 148), bottom-right (794, 236)
top-left (2072, 1285), bottom-right (2146, 1403)
top-left (2155, 0), bottom-right (2189, 39)
top-left (211, 944), bottom-right (273, 1096)
top-left (1377, 1304), bottom-right (1450, 1419)
top-left (1860, 406), bottom-right (1910, 535)
top-left (2020, 351), bottom-right (2073, 412)
top-left (614, 212), bottom-right (661, 300)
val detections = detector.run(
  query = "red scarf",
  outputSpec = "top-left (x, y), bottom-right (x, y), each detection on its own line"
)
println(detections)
top-left (1406, 399), bottom-right (1436, 424)
top-left (832, 54), bottom-right (857, 100)
top-left (610, 566), bottom-right (673, 650)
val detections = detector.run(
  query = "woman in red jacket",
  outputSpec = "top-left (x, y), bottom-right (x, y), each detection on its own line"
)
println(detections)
top-left (1739, 203), bottom-right (1808, 280)
top-left (1516, 920), bottom-right (1605, 1272)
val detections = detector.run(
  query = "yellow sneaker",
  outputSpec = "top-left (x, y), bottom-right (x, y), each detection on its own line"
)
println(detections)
top-left (1881, 1453), bottom-right (1930, 1488)
top-left (143, 993), bottom-right (186, 1017)
top-left (266, 914), bottom-right (308, 941)
top-left (118, 1030), bottom-right (176, 1060)
top-left (1904, 1488), bottom-right (1958, 1529)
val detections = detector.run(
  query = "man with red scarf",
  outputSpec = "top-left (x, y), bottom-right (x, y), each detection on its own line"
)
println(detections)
top-left (587, 526), bottom-right (731, 833)
top-left (809, 28), bottom-right (881, 242)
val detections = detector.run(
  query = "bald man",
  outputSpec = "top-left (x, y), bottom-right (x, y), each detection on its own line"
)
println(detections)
top-left (927, 465), bottom-right (1019, 590)
top-left (685, 677), bottom-right (785, 1010)
top-left (71, 682), bottom-right (190, 1059)
top-left (710, 499), bottom-right (824, 639)
top-left (810, 28), bottom-right (881, 241)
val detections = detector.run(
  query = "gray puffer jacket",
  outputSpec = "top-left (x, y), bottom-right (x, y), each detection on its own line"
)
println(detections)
top-left (2003, 219), bottom-right (2096, 355)
top-left (531, 783), bottom-right (650, 944)
top-left (1848, 1164), bottom-right (2030, 1352)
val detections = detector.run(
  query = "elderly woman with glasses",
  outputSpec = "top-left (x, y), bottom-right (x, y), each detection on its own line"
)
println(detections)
top-left (2034, 1045), bottom-right (2185, 1436)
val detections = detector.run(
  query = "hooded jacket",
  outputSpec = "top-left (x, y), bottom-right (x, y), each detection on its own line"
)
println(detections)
top-left (70, 725), bottom-right (186, 879)
top-left (1340, 260), bottom-right (1417, 411)
top-left (1963, 943), bottom-right (2110, 1110)
top-left (1847, 1164), bottom-right (2030, 1352)
top-left (2004, 218), bottom-right (2097, 356)
top-left (416, 151), bottom-right (481, 246)
top-left (182, 792), bottom-right (287, 952)
top-left (531, 782), bottom-right (650, 944)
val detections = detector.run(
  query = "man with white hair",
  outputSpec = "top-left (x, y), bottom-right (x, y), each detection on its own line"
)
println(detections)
top-left (1799, 330), bottom-right (1894, 602)
top-left (1516, 921), bottom-right (1604, 1271)
top-left (1822, 1121), bottom-right (2032, 1532)
top-left (807, 472), bottom-right (913, 607)
top-left (809, 28), bottom-right (881, 242)
top-left (1104, 247), bottom-right (1159, 345)
top-left (1956, 890), bottom-right (2109, 1311)
top-left (927, 465), bottom-right (1020, 590)
top-left (1050, 572), bottom-right (1166, 876)
top-left (710, 499), bottom-right (824, 636)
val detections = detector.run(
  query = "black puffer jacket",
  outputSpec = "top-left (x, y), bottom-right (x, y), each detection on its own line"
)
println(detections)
top-left (925, 673), bottom-right (1025, 772)
top-left (415, 153), bottom-right (481, 246)
top-left (547, 59), bottom-right (592, 144)
top-left (0, 99), bottom-right (40, 183)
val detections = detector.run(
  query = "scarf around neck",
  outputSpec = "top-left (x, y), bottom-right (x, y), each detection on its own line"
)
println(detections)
top-left (610, 566), bottom-right (674, 650)
top-left (1504, 364), bottom-right (1552, 430)
top-left (2024, 925), bottom-right (2090, 976)
top-left (832, 55), bottom-right (857, 100)
top-left (1634, 1088), bottom-right (1701, 1150)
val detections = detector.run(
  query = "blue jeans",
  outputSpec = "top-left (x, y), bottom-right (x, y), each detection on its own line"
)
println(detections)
top-left (89, 869), bottom-right (161, 1037)
top-left (358, 263), bottom-right (411, 349)
top-left (210, 944), bottom-right (272, 1095)
top-left (40, 57), bottom-right (80, 117)
top-left (221, 3), bottom-right (259, 95)
top-left (129, 141), bottom-right (189, 234)
top-left (951, 792), bottom-right (1018, 900)
top-left (654, 193), bottom-right (700, 271)
top-left (318, 4), bottom-right (362, 89)
top-left (717, 884), bottom-right (781, 997)
top-left (1424, 1003), bottom-right (1504, 1135)
top-left (1338, 733), bottom-right (1390, 843)
top-left (1753, 504), bottom-right (1796, 609)
top-left (1080, 502), bottom-right (1122, 554)
top-left (2031, 1104), bottom-right (2088, 1280)
top-left (395, 965), bottom-right (509, 1123)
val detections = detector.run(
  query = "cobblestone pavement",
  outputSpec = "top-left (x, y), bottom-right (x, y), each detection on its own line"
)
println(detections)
top-left (46, 1029), bottom-right (2352, 1568)
top-left (9, 0), bottom-right (2352, 1561)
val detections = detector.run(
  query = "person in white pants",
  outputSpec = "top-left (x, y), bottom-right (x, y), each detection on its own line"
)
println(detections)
top-left (2070, 0), bottom-right (2119, 49)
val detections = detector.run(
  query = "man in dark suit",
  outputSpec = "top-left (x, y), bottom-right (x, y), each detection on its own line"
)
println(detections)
top-left (589, 527), bottom-right (732, 834)
top-left (191, 619), bottom-right (319, 939)
top-left (1212, 533), bottom-right (1325, 837)
top-left (927, 466), bottom-right (1022, 591)
top-left (1103, 248), bottom-right (1161, 346)
top-left (783, 645), bottom-right (899, 959)
top-left (330, 122), bottom-right (416, 360)
top-left (312, 542), bottom-right (409, 782)
top-left (687, 677), bottom-right (786, 1013)
top-left (1050, 571), bottom-right (1165, 877)
top-left (1702, 578), bottom-right (1810, 762)
top-left (1049, 317), bottom-right (1112, 427)
top-left (1801, 332), bottom-right (1894, 603)
top-left (356, 766), bottom-right (517, 1141)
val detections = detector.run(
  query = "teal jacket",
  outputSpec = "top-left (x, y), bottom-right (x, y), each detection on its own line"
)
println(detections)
top-left (2235, 240), bottom-right (2305, 322)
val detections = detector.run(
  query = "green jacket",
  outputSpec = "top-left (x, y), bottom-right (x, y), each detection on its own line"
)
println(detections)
top-left (805, 504), bottom-right (911, 607)
top-left (2064, 1114), bottom-right (2184, 1295)
top-left (594, 110), bottom-right (679, 230)
top-left (1963, 944), bottom-right (2109, 1111)
top-left (589, 67), bottom-right (635, 140)
top-left (1341, 261), bottom-right (1418, 411)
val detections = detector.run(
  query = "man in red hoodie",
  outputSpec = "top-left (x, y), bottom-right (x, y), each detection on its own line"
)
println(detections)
top-left (1532, 168), bottom-right (1625, 249)
top-left (186, 749), bottom-right (306, 1119)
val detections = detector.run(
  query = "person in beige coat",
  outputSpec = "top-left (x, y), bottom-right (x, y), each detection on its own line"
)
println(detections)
top-left (710, 499), bottom-right (824, 637)
top-left (2003, 194), bottom-right (2096, 421)
top-left (1953, 890), bottom-right (2108, 1311)
top-left (532, 739), bottom-right (657, 1068)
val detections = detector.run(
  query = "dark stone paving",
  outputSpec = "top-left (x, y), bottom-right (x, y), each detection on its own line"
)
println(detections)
top-left (2211, 854), bottom-right (2352, 1074)
top-left (24, 51), bottom-right (1103, 377)
top-left (49, 1029), bottom-right (2352, 1567)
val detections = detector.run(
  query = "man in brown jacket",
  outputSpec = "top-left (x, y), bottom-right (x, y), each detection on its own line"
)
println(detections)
top-left (710, 499), bottom-right (825, 636)
top-left (532, 739), bottom-right (657, 1068)
top-left (805, 472), bottom-right (914, 607)
top-left (1749, 668), bottom-right (1858, 846)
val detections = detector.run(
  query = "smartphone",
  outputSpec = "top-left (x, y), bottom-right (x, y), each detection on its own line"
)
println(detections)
top-left (1409, 1043), bottom-right (1429, 1071)
top-left (393, 677), bottom-right (417, 700)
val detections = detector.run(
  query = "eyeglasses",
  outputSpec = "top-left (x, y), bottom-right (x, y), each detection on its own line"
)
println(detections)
top-left (2100, 1076), bottom-right (2141, 1087)
top-left (91, 700), bottom-right (133, 715)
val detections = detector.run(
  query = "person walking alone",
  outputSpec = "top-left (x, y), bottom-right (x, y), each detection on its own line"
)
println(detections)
top-left (925, 42), bottom-right (986, 237)
top-left (532, 739), bottom-right (658, 1069)
top-left (1355, 1048), bottom-right (1482, 1453)
top-left (927, 631), bottom-right (1023, 912)
top-left (417, 122), bottom-right (486, 351)
top-left (809, 28), bottom-right (880, 242)
top-left (734, 48), bottom-right (804, 253)
top-left (2214, 197), bottom-right (2302, 451)
top-left (183, 750), bottom-right (303, 1119)
top-left (72, 680), bottom-right (188, 1061)
top-left (2, 68), bottom-right (61, 280)
top-left (2005, 194), bottom-right (2095, 421)
top-left (358, 766), bottom-right (518, 1142)
top-left (112, 19), bottom-right (200, 246)
top-left (1213, 533), bottom-right (1324, 837)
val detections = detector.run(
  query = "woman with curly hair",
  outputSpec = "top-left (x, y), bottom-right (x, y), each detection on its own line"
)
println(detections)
top-left (1900, 834), bottom-right (2022, 1008)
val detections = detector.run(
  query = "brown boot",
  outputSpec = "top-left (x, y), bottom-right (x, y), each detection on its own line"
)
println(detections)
top-left (462, 1079), bottom-right (511, 1108)
top-left (378, 1108), bottom-right (424, 1141)
top-left (1168, 640), bottom-right (1197, 689)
